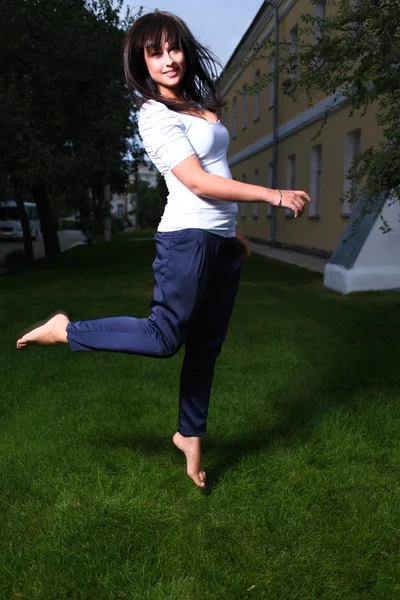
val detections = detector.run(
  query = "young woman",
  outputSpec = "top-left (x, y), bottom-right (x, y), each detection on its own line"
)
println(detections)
top-left (16, 11), bottom-right (310, 488)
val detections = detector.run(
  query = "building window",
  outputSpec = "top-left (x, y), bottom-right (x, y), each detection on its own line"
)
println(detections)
top-left (343, 129), bottom-right (361, 216)
top-left (286, 155), bottom-right (296, 217)
top-left (267, 162), bottom-right (273, 217)
top-left (309, 144), bottom-right (322, 217)
top-left (314, 1), bottom-right (326, 43)
top-left (232, 97), bottom-right (238, 137)
top-left (241, 84), bottom-right (247, 130)
top-left (289, 25), bottom-right (298, 80)
top-left (117, 203), bottom-right (124, 218)
top-left (253, 169), bottom-right (260, 218)
top-left (254, 70), bottom-right (260, 121)
top-left (269, 56), bottom-right (275, 107)
top-left (241, 174), bottom-right (247, 217)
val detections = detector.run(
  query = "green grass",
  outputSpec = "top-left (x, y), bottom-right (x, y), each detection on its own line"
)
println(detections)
top-left (1, 236), bottom-right (400, 599)
top-left (119, 228), bottom-right (157, 239)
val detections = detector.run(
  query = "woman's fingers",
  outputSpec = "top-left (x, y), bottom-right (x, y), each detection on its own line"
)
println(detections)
top-left (281, 190), bottom-right (311, 217)
top-left (272, 189), bottom-right (311, 217)
top-left (293, 197), bottom-right (304, 211)
top-left (289, 198), bottom-right (303, 215)
top-left (295, 191), bottom-right (312, 203)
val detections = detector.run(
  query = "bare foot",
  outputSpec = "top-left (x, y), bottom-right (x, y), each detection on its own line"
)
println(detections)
top-left (16, 313), bottom-right (70, 349)
top-left (173, 432), bottom-right (206, 488)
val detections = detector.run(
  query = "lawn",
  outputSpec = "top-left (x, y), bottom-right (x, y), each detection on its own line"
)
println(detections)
top-left (1, 235), bottom-right (400, 599)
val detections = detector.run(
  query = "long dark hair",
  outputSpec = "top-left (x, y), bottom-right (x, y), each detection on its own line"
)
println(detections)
top-left (123, 11), bottom-right (226, 116)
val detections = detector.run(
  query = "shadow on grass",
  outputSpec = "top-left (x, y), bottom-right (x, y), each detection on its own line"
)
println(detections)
top-left (90, 277), bottom-right (399, 494)
top-left (220, 306), bottom-right (397, 488)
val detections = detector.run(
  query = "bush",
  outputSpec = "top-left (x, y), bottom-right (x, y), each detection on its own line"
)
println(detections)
top-left (111, 216), bottom-right (125, 234)
top-left (61, 219), bottom-right (82, 231)
top-left (3, 248), bottom-right (25, 269)
top-left (135, 177), bottom-right (167, 229)
top-left (119, 228), bottom-right (156, 239)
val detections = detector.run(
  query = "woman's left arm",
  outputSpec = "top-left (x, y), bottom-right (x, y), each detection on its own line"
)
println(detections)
top-left (236, 229), bottom-right (252, 260)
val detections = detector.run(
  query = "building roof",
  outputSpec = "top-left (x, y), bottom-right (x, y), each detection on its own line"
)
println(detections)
top-left (217, 1), bottom-right (274, 89)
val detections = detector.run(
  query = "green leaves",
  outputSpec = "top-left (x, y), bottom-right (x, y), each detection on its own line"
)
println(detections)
top-left (287, 0), bottom-right (400, 211)
top-left (240, 0), bottom-right (400, 217)
top-left (0, 0), bottom-right (139, 256)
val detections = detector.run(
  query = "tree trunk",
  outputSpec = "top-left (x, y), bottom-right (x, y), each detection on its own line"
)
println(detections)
top-left (31, 180), bottom-right (61, 259)
top-left (12, 178), bottom-right (34, 266)
top-left (92, 184), bottom-right (105, 235)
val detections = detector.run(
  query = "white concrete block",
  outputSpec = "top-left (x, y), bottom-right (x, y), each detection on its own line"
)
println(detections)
top-left (324, 263), bottom-right (400, 294)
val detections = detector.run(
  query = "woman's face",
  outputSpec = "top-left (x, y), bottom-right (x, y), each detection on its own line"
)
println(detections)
top-left (144, 38), bottom-right (186, 98)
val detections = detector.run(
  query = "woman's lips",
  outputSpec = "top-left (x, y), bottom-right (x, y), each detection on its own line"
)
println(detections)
top-left (164, 70), bottom-right (179, 78)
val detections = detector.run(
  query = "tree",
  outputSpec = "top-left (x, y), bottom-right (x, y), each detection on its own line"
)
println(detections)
top-left (246, 0), bottom-right (400, 227)
top-left (0, 0), bottom-right (140, 259)
top-left (131, 174), bottom-right (168, 230)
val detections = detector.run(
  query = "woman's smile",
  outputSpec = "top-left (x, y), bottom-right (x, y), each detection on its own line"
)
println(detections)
top-left (164, 69), bottom-right (179, 78)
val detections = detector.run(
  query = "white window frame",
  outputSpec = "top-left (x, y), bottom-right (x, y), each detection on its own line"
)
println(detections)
top-left (286, 155), bottom-right (296, 217)
top-left (254, 70), bottom-right (260, 121)
top-left (309, 144), bottom-right (322, 217)
top-left (343, 129), bottom-right (361, 216)
top-left (241, 174), bottom-right (247, 217)
top-left (314, 1), bottom-right (326, 43)
top-left (349, 0), bottom-right (363, 35)
top-left (241, 84), bottom-right (247, 130)
top-left (267, 162), bottom-right (273, 217)
top-left (253, 169), bottom-right (260, 218)
top-left (232, 97), bottom-right (238, 138)
top-left (289, 25), bottom-right (298, 80)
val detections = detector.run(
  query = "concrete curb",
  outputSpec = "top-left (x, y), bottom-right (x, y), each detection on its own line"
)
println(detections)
top-left (250, 242), bottom-right (327, 274)
top-left (61, 241), bottom-right (89, 252)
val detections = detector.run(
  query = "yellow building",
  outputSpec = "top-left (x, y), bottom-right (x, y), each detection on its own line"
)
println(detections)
top-left (217, 0), bottom-right (383, 256)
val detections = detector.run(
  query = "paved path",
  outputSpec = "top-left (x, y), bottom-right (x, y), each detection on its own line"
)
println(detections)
top-left (251, 242), bottom-right (328, 274)
top-left (0, 230), bottom-right (86, 265)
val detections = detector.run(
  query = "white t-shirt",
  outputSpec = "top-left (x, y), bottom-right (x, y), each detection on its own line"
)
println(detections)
top-left (138, 100), bottom-right (238, 237)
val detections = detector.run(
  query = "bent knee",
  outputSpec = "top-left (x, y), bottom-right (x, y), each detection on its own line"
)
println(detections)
top-left (148, 322), bottom-right (183, 358)
top-left (157, 336), bottom-right (182, 358)
top-left (160, 343), bottom-right (181, 359)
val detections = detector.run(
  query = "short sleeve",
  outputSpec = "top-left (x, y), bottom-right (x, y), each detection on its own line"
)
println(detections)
top-left (138, 101), bottom-right (196, 171)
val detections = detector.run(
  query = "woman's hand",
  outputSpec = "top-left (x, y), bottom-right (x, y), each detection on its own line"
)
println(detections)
top-left (235, 230), bottom-right (252, 260)
top-left (272, 189), bottom-right (311, 219)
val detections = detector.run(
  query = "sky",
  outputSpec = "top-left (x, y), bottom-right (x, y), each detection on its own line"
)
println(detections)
top-left (122, 0), bottom-right (264, 68)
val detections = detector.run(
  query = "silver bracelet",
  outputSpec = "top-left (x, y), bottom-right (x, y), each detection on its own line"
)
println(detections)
top-left (278, 189), bottom-right (283, 207)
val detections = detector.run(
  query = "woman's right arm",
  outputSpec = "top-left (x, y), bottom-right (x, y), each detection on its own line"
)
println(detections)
top-left (172, 154), bottom-right (311, 219)
top-left (139, 102), bottom-right (311, 219)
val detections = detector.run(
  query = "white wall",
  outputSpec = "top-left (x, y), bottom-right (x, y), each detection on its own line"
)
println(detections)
top-left (324, 195), bottom-right (400, 293)
top-left (355, 198), bottom-right (400, 269)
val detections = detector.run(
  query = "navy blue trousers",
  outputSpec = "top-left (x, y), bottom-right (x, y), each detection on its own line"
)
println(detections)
top-left (66, 229), bottom-right (241, 436)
